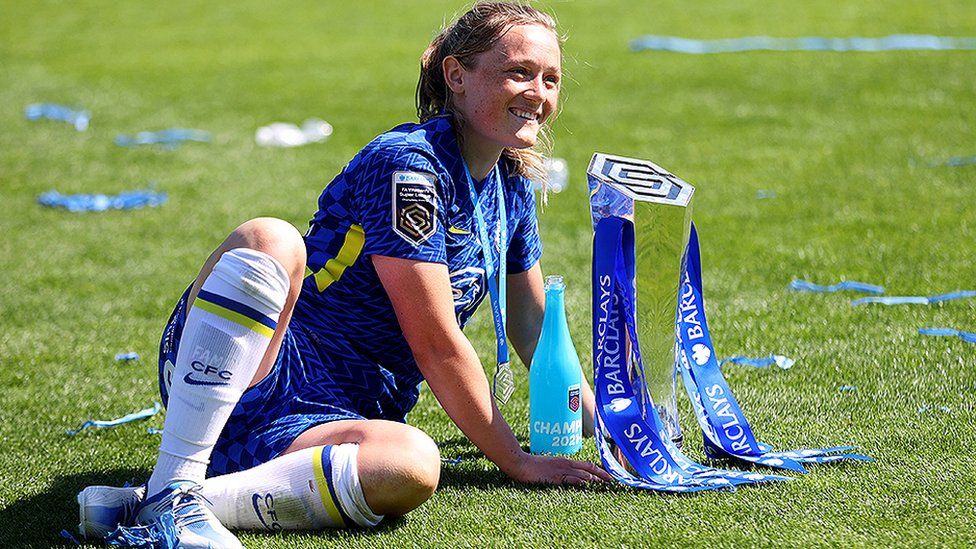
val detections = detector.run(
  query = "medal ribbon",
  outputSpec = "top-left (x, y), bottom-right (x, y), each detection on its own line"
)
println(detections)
top-left (462, 162), bottom-right (514, 404)
top-left (592, 217), bottom-right (789, 491)
top-left (677, 223), bottom-right (873, 471)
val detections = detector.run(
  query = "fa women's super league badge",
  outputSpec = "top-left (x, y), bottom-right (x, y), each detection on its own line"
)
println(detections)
top-left (588, 153), bottom-right (871, 493)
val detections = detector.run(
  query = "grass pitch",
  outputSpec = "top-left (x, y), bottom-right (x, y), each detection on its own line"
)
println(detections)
top-left (1, 1), bottom-right (975, 547)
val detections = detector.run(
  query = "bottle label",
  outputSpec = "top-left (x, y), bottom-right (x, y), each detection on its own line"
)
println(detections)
top-left (531, 419), bottom-right (583, 450)
top-left (568, 384), bottom-right (580, 412)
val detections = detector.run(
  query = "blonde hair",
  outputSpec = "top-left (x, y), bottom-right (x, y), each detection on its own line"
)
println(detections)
top-left (416, 2), bottom-right (560, 185)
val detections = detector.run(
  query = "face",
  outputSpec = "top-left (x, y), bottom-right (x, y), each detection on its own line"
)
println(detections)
top-left (445, 23), bottom-right (561, 157)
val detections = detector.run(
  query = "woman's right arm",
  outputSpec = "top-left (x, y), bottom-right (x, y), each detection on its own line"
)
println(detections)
top-left (372, 254), bottom-right (610, 485)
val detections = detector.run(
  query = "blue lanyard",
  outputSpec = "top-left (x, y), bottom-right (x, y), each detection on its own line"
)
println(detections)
top-left (461, 160), bottom-right (513, 404)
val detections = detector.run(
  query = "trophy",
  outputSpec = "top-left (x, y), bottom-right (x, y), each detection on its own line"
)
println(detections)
top-left (588, 153), bottom-right (871, 489)
top-left (587, 152), bottom-right (694, 447)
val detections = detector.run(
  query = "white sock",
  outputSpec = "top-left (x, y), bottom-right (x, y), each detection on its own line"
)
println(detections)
top-left (148, 248), bottom-right (289, 495)
top-left (201, 444), bottom-right (383, 529)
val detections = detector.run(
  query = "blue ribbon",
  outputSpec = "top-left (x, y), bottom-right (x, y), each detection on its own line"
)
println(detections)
top-left (24, 103), bottom-right (90, 131)
top-left (919, 327), bottom-right (976, 344)
top-left (790, 279), bottom-right (884, 294)
top-left (680, 225), bottom-right (873, 471)
top-left (38, 188), bottom-right (167, 212)
top-left (853, 290), bottom-right (976, 306)
top-left (720, 355), bottom-right (795, 369)
top-left (461, 162), bottom-right (512, 403)
top-left (593, 217), bottom-right (790, 491)
top-left (114, 128), bottom-right (211, 147)
top-left (631, 34), bottom-right (976, 54)
top-left (66, 402), bottom-right (162, 436)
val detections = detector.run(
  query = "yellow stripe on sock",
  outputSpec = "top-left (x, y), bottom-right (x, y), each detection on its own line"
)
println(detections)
top-left (193, 299), bottom-right (275, 338)
top-left (309, 224), bottom-right (365, 293)
top-left (312, 446), bottom-right (347, 527)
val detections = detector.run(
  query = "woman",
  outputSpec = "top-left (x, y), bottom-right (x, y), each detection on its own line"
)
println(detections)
top-left (78, 3), bottom-right (608, 546)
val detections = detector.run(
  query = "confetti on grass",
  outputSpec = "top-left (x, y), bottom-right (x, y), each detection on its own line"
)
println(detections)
top-left (115, 352), bottom-right (141, 362)
top-left (790, 280), bottom-right (884, 295)
top-left (919, 327), bottom-right (976, 344)
top-left (105, 509), bottom-right (178, 548)
top-left (631, 34), bottom-right (976, 54)
top-left (917, 404), bottom-right (952, 414)
top-left (115, 128), bottom-right (211, 147)
top-left (38, 188), bottom-right (167, 212)
top-left (720, 355), bottom-right (795, 369)
top-left (24, 103), bottom-right (89, 131)
top-left (67, 402), bottom-right (162, 436)
top-left (944, 156), bottom-right (976, 167)
top-left (852, 290), bottom-right (976, 306)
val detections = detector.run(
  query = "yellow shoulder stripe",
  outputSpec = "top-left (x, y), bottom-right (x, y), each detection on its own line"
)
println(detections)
top-left (306, 224), bottom-right (365, 293)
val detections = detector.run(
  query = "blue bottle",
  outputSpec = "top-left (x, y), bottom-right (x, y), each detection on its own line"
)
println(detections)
top-left (529, 275), bottom-right (583, 455)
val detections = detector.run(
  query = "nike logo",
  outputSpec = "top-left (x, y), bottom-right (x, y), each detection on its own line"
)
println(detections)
top-left (448, 225), bottom-right (471, 235)
top-left (183, 373), bottom-right (230, 387)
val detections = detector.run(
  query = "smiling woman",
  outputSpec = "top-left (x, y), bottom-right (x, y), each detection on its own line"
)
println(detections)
top-left (76, 2), bottom-right (608, 546)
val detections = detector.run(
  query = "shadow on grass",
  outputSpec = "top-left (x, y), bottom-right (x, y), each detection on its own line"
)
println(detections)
top-left (0, 468), bottom-right (409, 549)
top-left (435, 436), bottom-right (632, 494)
top-left (0, 468), bottom-right (147, 548)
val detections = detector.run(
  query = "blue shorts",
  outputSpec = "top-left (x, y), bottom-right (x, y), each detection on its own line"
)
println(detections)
top-left (157, 287), bottom-right (363, 476)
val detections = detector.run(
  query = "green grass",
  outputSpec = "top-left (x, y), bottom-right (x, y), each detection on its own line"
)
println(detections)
top-left (2, 0), bottom-right (975, 546)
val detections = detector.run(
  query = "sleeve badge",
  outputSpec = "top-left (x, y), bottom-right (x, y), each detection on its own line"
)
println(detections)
top-left (391, 171), bottom-right (438, 246)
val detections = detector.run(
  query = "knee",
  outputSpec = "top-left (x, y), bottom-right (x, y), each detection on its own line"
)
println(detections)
top-left (396, 427), bottom-right (441, 504)
top-left (362, 426), bottom-right (440, 516)
top-left (230, 218), bottom-right (306, 282)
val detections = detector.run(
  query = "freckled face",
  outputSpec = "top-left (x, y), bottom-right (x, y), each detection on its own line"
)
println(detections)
top-left (451, 24), bottom-right (561, 154)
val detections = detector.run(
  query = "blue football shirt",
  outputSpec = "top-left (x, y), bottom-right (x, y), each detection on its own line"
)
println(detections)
top-left (292, 115), bottom-right (542, 421)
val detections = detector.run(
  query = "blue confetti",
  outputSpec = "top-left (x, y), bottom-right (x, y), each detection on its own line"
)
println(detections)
top-left (147, 427), bottom-right (163, 435)
top-left (115, 128), bottom-right (211, 148)
top-left (631, 34), bottom-right (976, 54)
top-left (60, 529), bottom-right (82, 546)
top-left (853, 290), bottom-right (976, 306)
top-left (38, 188), bottom-right (167, 212)
top-left (441, 457), bottom-right (464, 465)
top-left (720, 355), bottom-right (795, 369)
top-left (944, 156), bottom-right (976, 167)
top-left (115, 352), bottom-right (141, 362)
top-left (917, 404), bottom-right (952, 414)
top-left (838, 385), bottom-right (858, 392)
top-left (25, 103), bottom-right (90, 131)
top-left (756, 190), bottom-right (776, 199)
top-left (790, 279), bottom-right (885, 295)
top-left (67, 402), bottom-right (162, 436)
top-left (919, 327), bottom-right (976, 344)
top-left (105, 509), bottom-right (178, 548)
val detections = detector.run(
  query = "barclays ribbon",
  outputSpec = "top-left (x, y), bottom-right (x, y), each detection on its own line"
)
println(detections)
top-left (720, 355), bottom-right (795, 369)
top-left (593, 217), bottom-right (790, 491)
top-left (679, 225), bottom-right (873, 471)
